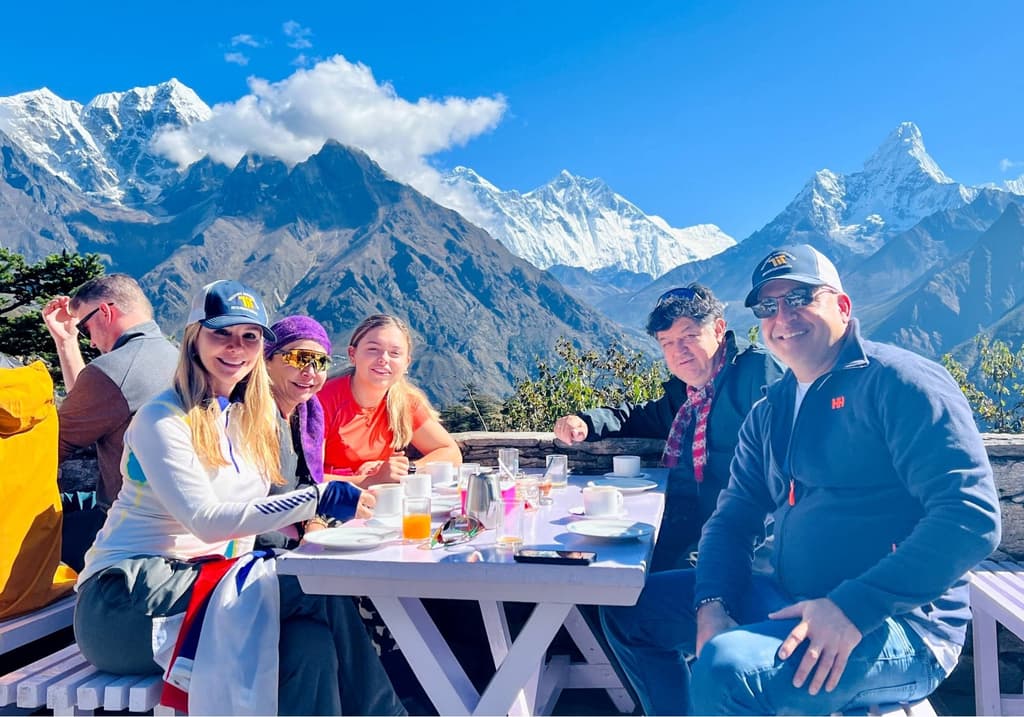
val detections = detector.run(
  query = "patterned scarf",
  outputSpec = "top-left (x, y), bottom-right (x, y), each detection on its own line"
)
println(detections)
top-left (661, 344), bottom-right (727, 482)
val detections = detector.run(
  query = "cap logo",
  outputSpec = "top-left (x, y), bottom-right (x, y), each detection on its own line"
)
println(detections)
top-left (759, 251), bottom-right (795, 277)
top-left (230, 292), bottom-right (259, 313)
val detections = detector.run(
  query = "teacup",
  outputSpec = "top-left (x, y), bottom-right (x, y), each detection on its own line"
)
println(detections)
top-left (401, 472), bottom-right (432, 499)
top-left (582, 485), bottom-right (625, 517)
top-left (426, 461), bottom-right (455, 486)
top-left (370, 484), bottom-right (404, 517)
top-left (612, 455), bottom-right (642, 477)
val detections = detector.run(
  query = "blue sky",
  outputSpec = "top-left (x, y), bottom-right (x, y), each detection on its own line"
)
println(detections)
top-left (3, 1), bottom-right (1023, 239)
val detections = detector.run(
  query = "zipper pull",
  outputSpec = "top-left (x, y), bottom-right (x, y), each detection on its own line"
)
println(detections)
top-left (788, 479), bottom-right (795, 506)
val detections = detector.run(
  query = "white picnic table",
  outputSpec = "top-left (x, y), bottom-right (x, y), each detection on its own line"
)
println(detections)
top-left (276, 468), bottom-right (667, 716)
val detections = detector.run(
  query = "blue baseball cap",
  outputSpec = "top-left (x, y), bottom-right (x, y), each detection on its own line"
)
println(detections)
top-left (745, 244), bottom-right (844, 307)
top-left (186, 280), bottom-right (276, 341)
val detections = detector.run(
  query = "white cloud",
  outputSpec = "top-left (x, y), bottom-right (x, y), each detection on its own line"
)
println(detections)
top-left (231, 34), bottom-right (261, 48)
top-left (283, 21), bottom-right (313, 49)
top-left (1000, 158), bottom-right (1023, 173)
top-left (152, 55), bottom-right (507, 222)
top-left (224, 52), bottom-right (250, 66)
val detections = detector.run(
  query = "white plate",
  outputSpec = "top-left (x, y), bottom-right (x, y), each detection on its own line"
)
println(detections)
top-left (567, 519), bottom-right (653, 540)
top-left (431, 496), bottom-right (460, 515)
top-left (568, 505), bottom-right (628, 519)
top-left (432, 481), bottom-right (460, 496)
top-left (304, 526), bottom-right (398, 550)
top-left (603, 471), bottom-right (649, 480)
top-left (589, 477), bottom-right (657, 494)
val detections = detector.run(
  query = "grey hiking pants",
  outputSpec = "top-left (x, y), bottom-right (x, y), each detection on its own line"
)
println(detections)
top-left (74, 556), bottom-right (405, 715)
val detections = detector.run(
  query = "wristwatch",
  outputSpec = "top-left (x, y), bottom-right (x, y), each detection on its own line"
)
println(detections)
top-left (696, 596), bottom-right (730, 616)
top-left (316, 514), bottom-right (342, 528)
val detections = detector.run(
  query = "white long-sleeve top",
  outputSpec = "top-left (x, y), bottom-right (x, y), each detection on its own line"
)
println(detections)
top-left (77, 389), bottom-right (318, 586)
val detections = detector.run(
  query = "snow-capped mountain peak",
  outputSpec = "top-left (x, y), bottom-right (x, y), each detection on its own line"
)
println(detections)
top-left (0, 80), bottom-right (210, 203)
top-left (444, 168), bottom-right (734, 277)
top-left (861, 121), bottom-right (951, 184)
top-left (762, 122), bottom-right (979, 257)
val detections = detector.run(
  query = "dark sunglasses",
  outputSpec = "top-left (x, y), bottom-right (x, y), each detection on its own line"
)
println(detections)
top-left (274, 349), bottom-right (332, 373)
top-left (76, 302), bottom-right (114, 340)
top-left (428, 514), bottom-right (484, 549)
top-left (750, 286), bottom-right (836, 319)
top-left (655, 286), bottom-right (698, 304)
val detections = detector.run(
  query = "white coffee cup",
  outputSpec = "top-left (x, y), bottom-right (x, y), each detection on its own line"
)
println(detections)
top-left (612, 455), bottom-right (642, 477)
top-left (426, 461), bottom-right (455, 486)
top-left (401, 472), bottom-right (432, 498)
top-left (370, 484), bottom-right (403, 517)
top-left (582, 485), bottom-right (625, 517)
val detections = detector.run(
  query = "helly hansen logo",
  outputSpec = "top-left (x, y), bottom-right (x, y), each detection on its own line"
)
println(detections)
top-left (831, 396), bottom-right (845, 409)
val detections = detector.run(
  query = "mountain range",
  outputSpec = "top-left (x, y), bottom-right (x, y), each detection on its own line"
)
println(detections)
top-left (442, 166), bottom-right (734, 278)
top-left (2, 79), bottom-right (1024, 404)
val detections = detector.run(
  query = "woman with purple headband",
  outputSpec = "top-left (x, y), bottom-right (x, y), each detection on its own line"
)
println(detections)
top-left (260, 315), bottom-right (346, 548)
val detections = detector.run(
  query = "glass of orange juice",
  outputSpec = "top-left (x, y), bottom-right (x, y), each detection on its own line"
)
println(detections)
top-left (402, 496), bottom-right (432, 542)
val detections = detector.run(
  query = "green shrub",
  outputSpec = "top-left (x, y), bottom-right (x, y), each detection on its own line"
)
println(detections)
top-left (492, 337), bottom-right (666, 432)
top-left (942, 334), bottom-right (1024, 433)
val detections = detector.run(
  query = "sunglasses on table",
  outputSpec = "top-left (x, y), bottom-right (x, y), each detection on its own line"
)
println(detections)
top-left (750, 286), bottom-right (837, 319)
top-left (75, 302), bottom-right (114, 341)
top-left (427, 514), bottom-right (484, 549)
top-left (274, 349), bottom-right (332, 373)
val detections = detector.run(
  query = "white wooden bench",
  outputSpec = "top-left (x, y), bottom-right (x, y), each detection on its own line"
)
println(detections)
top-left (970, 558), bottom-right (1024, 716)
top-left (0, 595), bottom-right (75, 656)
top-left (0, 642), bottom-right (173, 715)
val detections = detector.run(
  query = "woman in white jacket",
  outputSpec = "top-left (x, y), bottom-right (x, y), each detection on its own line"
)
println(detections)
top-left (73, 280), bottom-right (405, 716)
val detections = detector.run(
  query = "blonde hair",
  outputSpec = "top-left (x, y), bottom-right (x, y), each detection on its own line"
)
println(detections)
top-left (348, 314), bottom-right (439, 450)
top-left (174, 323), bottom-right (284, 485)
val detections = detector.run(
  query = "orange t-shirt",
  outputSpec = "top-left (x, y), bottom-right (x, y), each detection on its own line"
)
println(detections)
top-left (318, 374), bottom-right (431, 474)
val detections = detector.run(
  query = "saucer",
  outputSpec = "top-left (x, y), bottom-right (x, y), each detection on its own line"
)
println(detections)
top-left (569, 505), bottom-right (628, 519)
top-left (589, 477), bottom-right (657, 494)
top-left (567, 519), bottom-right (654, 541)
top-left (304, 526), bottom-right (399, 550)
top-left (603, 471), bottom-right (649, 480)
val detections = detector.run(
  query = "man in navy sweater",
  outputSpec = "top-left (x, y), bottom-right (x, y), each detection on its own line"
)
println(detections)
top-left (601, 244), bottom-right (1001, 715)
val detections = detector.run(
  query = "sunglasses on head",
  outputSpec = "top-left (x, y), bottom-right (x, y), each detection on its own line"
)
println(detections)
top-left (274, 349), bottom-right (332, 373)
top-left (656, 286), bottom-right (698, 304)
top-left (428, 514), bottom-right (484, 549)
top-left (750, 286), bottom-right (836, 319)
top-left (76, 302), bottom-right (114, 340)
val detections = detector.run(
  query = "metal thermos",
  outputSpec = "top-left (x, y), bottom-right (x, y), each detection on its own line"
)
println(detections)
top-left (464, 469), bottom-right (502, 529)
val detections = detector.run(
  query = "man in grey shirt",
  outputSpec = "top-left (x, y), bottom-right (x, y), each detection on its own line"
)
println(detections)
top-left (42, 273), bottom-right (178, 569)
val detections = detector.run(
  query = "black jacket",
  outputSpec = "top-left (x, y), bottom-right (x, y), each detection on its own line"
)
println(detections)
top-left (580, 330), bottom-right (783, 571)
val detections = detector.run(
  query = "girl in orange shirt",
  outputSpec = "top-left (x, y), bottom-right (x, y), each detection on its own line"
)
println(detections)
top-left (319, 314), bottom-right (461, 485)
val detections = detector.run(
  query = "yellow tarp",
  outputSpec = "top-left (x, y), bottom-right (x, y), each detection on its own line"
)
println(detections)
top-left (0, 360), bottom-right (76, 620)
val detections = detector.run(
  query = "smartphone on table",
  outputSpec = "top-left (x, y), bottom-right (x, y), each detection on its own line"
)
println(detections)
top-left (513, 549), bottom-right (596, 565)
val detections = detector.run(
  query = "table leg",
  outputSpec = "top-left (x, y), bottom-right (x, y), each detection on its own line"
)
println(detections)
top-left (372, 596), bottom-right (479, 715)
top-left (562, 606), bottom-right (636, 713)
top-left (971, 592), bottom-right (1002, 717)
top-left (475, 602), bottom-right (572, 716)
top-left (480, 601), bottom-right (536, 716)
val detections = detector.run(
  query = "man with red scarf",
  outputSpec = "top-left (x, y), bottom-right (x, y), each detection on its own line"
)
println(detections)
top-left (554, 284), bottom-right (782, 572)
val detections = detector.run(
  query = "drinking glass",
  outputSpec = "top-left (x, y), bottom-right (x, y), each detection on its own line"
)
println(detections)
top-left (537, 473), bottom-right (554, 505)
top-left (496, 497), bottom-right (525, 551)
top-left (515, 475), bottom-right (540, 510)
top-left (498, 447), bottom-right (519, 483)
top-left (402, 496), bottom-right (432, 542)
top-left (545, 454), bottom-right (569, 490)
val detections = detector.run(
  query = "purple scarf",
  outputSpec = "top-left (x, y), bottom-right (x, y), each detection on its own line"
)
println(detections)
top-left (264, 316), bottom-right (332, 483)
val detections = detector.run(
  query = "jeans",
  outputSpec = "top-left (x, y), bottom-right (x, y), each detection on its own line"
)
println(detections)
top-left (600, 569), bottom-right (947, 715)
